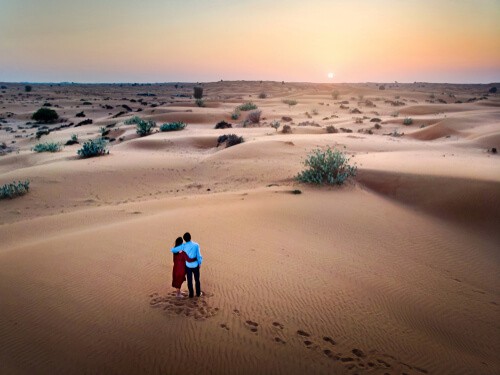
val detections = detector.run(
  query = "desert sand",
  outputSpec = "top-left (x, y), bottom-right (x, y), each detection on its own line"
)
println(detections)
top-left (0, 81), bottom-right (499, 374)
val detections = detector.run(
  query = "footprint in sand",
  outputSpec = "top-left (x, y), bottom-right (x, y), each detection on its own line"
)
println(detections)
top-left (296, 330), bottom-right (310, 337)
top-left (220, 323), bottom-right (230, 331)
top-left (233, 309), bottom-right (240, 316)
top-left (323, 336), bottom-right (336, 345)
top-left (272, 321), bottom-right (284, 329)
top-left (245, 320), bottom-right (259, 333)
top-left (303, 340), bottom-right (313, 348)
top-left (274, 337), bottom-right (286, 344)
top-left (352, 348), bottom-right (366, 358)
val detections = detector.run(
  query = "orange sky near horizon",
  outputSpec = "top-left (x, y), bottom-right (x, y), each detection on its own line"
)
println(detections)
top-left (0, 0), bottom-right (499, 83)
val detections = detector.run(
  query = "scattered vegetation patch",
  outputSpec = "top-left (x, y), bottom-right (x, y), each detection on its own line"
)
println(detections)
top-left (296, 147), bottom-right (356, 185)
top-left (231, 109), bottom-right (241, 120)
top-left (246, 110), bottom-right (262, 124)
top-left (35, 129), bottom-right (50, 139)
top-left (291, 189), bottom-right (302, 194)
top-left (214, 121), bottom-right (232, 129)
top-left (76, 119), bottom-right (93, 126)
top-left (33, 142), bottom-right (62, 153)
top-left (65, 134), bottom-right (79, 145)
top-left (0, 180), bottom-right (30, 200)
top-left (124, 116), bottom-right (142, 125)
top-left (195, 99), bottom-right (205, 107)
top-left (270, 120), bottom-right (280, 132)
top-left (282, 124), bottom-right (292, 134)
top-left (77, 138), bottom-right (108, 158)
top-left (75, 111), bottom-right (85, 117)
top-left (217, 134), bottom-right (243, 148)
top-left (25, 85), bottom-right (32, 92)
top-left (258, 92), bottom-right (267, 99)
top-left (488, 87), bottom-right (497, 94)
top-left (160, 122), bottom-right (187, 131)
top-left (193, 86), bottom-right (203, 99)
top-left (238, 102), bottom-right (258, 111)
top-left (326, 125), bottom-right (338, 133)
top-left (403, 117), bottom-right (413, 125)
top-left (282, 99), bottom-right (298, 107)
top-left (32, 107), bottom-right (59, 123)
top-left (135, 118), bottom-right (156, 136)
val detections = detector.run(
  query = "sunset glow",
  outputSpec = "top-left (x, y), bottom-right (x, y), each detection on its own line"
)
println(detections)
top-left (0, 0), bottom-right (499, 83)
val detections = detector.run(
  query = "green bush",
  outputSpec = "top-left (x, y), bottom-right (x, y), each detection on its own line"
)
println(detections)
top-left (133, 118), bottom-right (156, 136)
top-left (32, 107), bottom-right (59, 123)
top-left (403, 117), bottom-right (413, 125)
top-left (25, 85), bottom-right (32, 92)
top-left (124, 116), bottom-right (142, 125)
top-left (296, 147), bottom-right (356, 185)
top-left (238, 102), bottom-right (257, 111)
top-left (231, 109), bottom-right (241, 120)
top-left (160, 122), bottom-right (186, 132)
top-left (195, 99), bottom-right (205, 107)
top-left (0, 180), bottom-right (30, 199)
top-left (77, 138), bottom-right (108, 158)
top-left (247, 110), bottom-right (261, 124)
top-left (33, 142), bottom-right (62, 153)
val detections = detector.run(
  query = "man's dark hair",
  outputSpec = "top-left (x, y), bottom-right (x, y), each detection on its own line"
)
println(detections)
top-left (183, 232), bottom-right (191, 242)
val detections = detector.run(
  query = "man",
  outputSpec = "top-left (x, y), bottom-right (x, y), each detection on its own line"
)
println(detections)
top-left (181, 232), bottom-right (203, 298)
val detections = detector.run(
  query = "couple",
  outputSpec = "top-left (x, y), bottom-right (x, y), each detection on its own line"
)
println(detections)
top-left (171, 232), bottom-right (203, 298)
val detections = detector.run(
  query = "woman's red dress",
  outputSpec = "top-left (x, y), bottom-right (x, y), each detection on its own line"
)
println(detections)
top-left (172, 252), bottom-right (186, 288)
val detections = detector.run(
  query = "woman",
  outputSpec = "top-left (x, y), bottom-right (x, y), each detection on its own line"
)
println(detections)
top-left (171, 237), bottom-right (186, 298)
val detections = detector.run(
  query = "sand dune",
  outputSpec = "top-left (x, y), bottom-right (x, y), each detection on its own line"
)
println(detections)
top-left (0, 81), bottom-right (499, 375)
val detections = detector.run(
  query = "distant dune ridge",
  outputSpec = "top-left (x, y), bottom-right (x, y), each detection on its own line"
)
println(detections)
top-left (0, 81), bottom-right (499, 374)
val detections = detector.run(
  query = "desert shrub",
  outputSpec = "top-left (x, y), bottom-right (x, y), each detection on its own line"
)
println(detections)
top-left (403, 117), bottom-right (413, 125)
top-left (270, 120), bottom-right (280, 132)
top-left (217, 134), bottom-right (243, 148)
top-left (326, 125), bottom-right (338, 133)
top-left (332, 90), bottom-right (340, 100)
top-left (100, 127), bottom-right (110, 136)
top-left (282, 124), bottom-right (292, 134)
top-left (75, 111), bottom-right (85, 117)
top-left (489, 87), bottom-right (497, 94)
top-left (32, 107), bottom-right (59, 123)
top-left (231, 109), bottom-right (241, 120)
top-left (65, 134), bottom-right (79, 145)
top-left (247, 110), bottom-right (262, 124)
top-left (193, 86), bottom-right (203, 99)
top-left (238, 102), bottom-right (258, 111)
top-left (214, 121), bottom-right (232, 129)
top-left (0, 180), bottom-right (30, 199)
top-left (296, 147), bottom-right (356, 185)
top-left (25, 85), bottom-right (32, 92)
top-left (370, 118), bottom-right (381, 122)
top-left (160, 122), bottom-right (187, 131)
top-left (373, 123), bottom-right (382, 129)
top-left (124, 116), bottom-right (142, 125)
top-left (258, 92), bottom-right (267, 99)
top-left (379, 85), bottom-right (385, 90)
top-left (76, 119), bottom-right (92, 126)
top-left (135, 118), bottom-right (156, 136)
top-left (77, 138), bottom-right (108, 158)
top-left (33, 142), bottom-right (62, 153)
top-left (291, 189), bottom-right (302, 194)
top-left (195, 99), bottom-right (205, 107)
top-left (35, 129), bottom-right (50, 139)
top-left (83, 101), bottom-right (92, 105)
top-left (282, 99), bottom-right (298, 107)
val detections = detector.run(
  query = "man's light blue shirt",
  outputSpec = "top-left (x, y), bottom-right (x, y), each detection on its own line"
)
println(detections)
top-left (171, 241), bottom-right (202, 268)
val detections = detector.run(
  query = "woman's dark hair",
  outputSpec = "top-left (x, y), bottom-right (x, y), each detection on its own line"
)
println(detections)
top-left (175, 237), bottom-right (183, 247)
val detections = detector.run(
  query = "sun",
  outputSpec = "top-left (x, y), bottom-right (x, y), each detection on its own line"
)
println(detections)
top-left (327, 72), bottom-right (334, 79)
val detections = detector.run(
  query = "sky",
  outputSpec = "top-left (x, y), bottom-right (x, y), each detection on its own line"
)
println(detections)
top-left (0, 0), bottom-right (499, 83)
